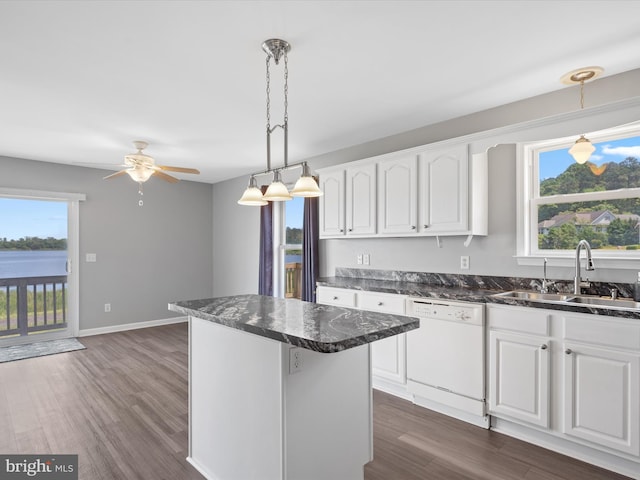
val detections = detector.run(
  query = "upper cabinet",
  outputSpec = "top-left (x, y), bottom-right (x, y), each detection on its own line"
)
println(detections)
top-left (378, 155), bottom-right (418, 234)
top-left (419, 145), bottom-right (468, 233)
top-left (318, 143), bottom-right (487, 240)
top-left (319, 169), bottom-right (345, 236)
top-left (346, 163), bottom-right (377, 236)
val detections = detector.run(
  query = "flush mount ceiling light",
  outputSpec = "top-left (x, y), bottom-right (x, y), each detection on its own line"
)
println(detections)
top-left (238, 39), bottom-right (323, 206)
top-left (561, 66), bottom-right (604, 165)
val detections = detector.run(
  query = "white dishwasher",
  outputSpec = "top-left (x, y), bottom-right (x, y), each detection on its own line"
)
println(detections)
top-left (405, 297), bottom-right (488, 428)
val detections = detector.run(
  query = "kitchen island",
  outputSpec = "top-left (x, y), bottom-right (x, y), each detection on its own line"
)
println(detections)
top-left (169, 294), bottom-right (418, 480)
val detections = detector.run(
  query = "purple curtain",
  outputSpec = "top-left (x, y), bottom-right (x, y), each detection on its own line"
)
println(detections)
top-left (301, 194), bottom-right (319, 302)
top-left (258, 187), bottom-right (273, 296)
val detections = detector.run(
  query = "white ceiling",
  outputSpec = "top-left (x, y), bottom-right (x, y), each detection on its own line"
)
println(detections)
top-left (1, 0), bottom-right (640, 184)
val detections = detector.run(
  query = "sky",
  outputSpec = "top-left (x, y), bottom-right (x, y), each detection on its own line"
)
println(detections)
top-left (286, 195), bottom-right (304, 229)
top-left (539, 135), bottom-right (640, 180)
top-left (0, 198), bottom-right (67, 240)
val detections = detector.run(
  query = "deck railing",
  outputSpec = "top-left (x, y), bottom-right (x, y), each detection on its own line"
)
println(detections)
top-left (285, 262), bottom-right (302, 299)
top-left (0, 275), bottom-right (68, 338)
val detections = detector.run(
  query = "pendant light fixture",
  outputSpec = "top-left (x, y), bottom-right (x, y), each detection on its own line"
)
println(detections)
top-left (561, 66), bottom-right (604, 164)
top-left (238, 39), bottom-right (323, 206)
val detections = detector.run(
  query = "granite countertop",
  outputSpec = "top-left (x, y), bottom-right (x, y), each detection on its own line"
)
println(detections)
top-left (317, 275), bottom-right (640, 321)
top-left (168, 294), bottom-right (419, 353)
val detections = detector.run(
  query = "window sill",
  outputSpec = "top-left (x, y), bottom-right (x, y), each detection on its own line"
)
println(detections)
top-left (515, 255), bottom-right (640, 270)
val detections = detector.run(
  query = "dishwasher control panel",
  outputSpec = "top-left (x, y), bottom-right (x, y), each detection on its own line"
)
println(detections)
top-left (406, 298), bottom-right (484, 326)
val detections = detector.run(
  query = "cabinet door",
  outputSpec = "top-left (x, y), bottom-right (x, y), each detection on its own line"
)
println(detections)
top-left (346, 164), bottom-right (376, 235)
top-left (419, 144), bottom-right (469, 233)
top-left (563, 342), bottom-right (640, 456)
top-left (489, 330), bottom-right (550, 427)
top-left (377, 155), bottom-right (418, 234)
top-left (358, 291), bottom-right (407, 384)
top-left (319, 169), bottom-right (345, 237)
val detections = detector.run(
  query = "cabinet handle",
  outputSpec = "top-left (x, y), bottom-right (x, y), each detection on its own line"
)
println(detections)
top-left (565, 349), bottom-right (572, 355)
top-left (340, 228), bottom-right (344, 233)
top-left (540, 344), bottom-right (548, 350)
top-left (423, 225), bottom-right (429, 228)
top-left (333, 296), bottom-right (339, 300)
top-left (411, 226), bottom-right (416, 230)
top-left (348, 228), bottom-right (353, 232)
top-left (377, 302), bottom-right (384, 306)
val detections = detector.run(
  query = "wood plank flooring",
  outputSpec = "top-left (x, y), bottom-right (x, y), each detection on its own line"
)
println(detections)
top-left (0, 323), bottom-right (632, 479)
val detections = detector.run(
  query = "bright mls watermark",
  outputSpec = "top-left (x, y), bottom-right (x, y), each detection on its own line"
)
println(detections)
top-left (0, 455), bottom-right (77, 480)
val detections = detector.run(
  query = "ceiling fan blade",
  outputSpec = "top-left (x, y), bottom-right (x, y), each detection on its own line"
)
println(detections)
top-left (75, 161), bottom-right (127, 168)
top-left (153, 170), bottom-right (180, 183)
top-left (103, 170), bottom-right (129, 180)
top-left (158, 165), bottom-right (200, 174)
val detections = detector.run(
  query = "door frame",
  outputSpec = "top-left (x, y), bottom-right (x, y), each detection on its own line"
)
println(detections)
top-left (0, 187), bottom-right (85, 344)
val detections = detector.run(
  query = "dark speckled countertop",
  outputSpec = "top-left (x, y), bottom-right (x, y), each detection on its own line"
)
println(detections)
top-left (317, 272), bottom-right (640, 321)
top-left (169, 294), bottom-right (419, 353)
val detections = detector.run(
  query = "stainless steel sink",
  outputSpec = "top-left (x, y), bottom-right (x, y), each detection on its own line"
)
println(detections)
top-left (493, 290), bottom-right (640, 310)
top-left (566, 296), bottom-right (640, 309)
top-left (493, 291), bottom-right (576, 302)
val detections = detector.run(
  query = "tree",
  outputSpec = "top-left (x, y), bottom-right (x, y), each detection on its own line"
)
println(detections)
top-left (540, 223), bottom-right (579, 250)
top-left (607, 218), bottom-right (639, 246)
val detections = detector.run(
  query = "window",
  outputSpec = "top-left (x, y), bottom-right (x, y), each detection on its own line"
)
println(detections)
top-left (284, 196), bottom-right (303, 299)
top-left (521, 125), bottom-right (640, 262)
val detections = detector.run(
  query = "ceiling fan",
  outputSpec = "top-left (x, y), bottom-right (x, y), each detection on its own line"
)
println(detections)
top-left (104, 140), bottom-right (200, 184)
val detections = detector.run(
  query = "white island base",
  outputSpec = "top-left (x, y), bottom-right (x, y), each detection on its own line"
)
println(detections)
top-left (188, 317), bottom-right (373, 480)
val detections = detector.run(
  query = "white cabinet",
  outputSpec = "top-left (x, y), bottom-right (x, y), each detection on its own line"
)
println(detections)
top-left (487, 305), bottom-right (550, 428)
top-left (358, 291), bottom-right (407, 384)
top-left (316, 286), bottom-right (408, 396)
top-left (317, 142), bottom-right (487, 239)
top-left (345, 163), bottom-right (376, 236)
top-left (318, 169), bottom-right (345, 236)
top-left (489, 330), bottom-right (550, 428)
top-left (419, 144), bottom-right (469, 233)
top-left (377, 155), bottom-right (418, 234)
top-left (562, 313), bottom-right (640, 457)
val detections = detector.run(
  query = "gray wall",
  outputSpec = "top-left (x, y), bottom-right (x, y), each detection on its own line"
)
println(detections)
top-left (1, 156), bottom-right (213, 330)
top-left (212, 68), bottom-right (640, 294)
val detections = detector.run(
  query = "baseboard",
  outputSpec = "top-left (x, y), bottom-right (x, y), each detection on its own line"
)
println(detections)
top-left (78, 316), bottom-right (188, 337)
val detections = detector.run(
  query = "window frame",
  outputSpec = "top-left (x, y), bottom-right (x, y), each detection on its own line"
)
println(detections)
top-left (517, 124), bottom-right (640, 268)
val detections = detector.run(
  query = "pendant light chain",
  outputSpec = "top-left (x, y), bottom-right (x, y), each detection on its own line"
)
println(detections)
top-left (266, 56), bottom-right (271, 132)
top-left (580, 80), bottom-right (585, 110)
top-left (284, 51), bottom-right (289, 124)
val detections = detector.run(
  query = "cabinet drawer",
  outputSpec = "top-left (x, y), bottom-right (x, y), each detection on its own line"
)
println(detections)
top-left (564, 314), bottom-right (640, 350)
top-left (316, 287), bottom-right (357, 308)
top-left (487, 305), bottom-right (550, 336)
top-left (358, 292), bottom-right (406, 314)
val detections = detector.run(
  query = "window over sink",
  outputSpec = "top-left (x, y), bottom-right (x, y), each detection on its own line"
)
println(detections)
top-left (518, 123), bottom-right (640, 267)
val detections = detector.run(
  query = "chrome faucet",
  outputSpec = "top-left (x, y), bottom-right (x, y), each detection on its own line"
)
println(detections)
top-left (574, 240), bottom-right (595, 294)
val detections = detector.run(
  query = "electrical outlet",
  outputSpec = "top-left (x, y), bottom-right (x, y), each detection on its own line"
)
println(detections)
top-left (363, 254), bottom-right (370, 265)
top-left (86, 253), bottom-right (97, 262)
top-left (104, 303), bottom-right (111, 313)
top-left (289, 348), bottom-right (303, 374)
top-left (357, 254), bottom-right (363, 265)
top-left (460, 256), bottom-right (470, 270)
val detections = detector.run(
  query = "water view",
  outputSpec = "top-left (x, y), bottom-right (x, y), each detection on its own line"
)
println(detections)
top-left (0, 250), bottom-right (68, 279)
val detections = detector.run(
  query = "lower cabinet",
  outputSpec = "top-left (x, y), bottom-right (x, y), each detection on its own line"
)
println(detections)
top-left (316, 286), bottom-right (408, 393)
top-left (488, 304), bottom-right (640, 468)
top-left (563, 341), bottom-right (640, 456)
top-left (489, 330), bottom-right (549, 428)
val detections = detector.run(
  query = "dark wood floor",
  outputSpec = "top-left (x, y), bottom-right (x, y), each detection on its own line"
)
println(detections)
top-left (0, 323), bottom-right (631, 480)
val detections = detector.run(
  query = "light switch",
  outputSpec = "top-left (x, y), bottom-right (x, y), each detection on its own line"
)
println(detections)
top-left (86, 253), bottom-right (97, 263)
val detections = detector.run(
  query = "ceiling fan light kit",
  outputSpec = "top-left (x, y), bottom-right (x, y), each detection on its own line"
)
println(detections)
top-left (237, 39), bottom-right (323, 206)
top-left (104, 140), bottom-right (200, 206)
top-left (561, 66), bottom-right (604, 166)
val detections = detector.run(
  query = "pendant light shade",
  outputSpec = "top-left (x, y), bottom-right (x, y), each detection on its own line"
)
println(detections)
top-left (263, 171), bottom-right (292, 201)
top-left (568, 135), bottom-right (596, 164)
top-left (238, 176), bottom-right (267, 206)
top-left (290, 163), bottom-right (323, 197)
